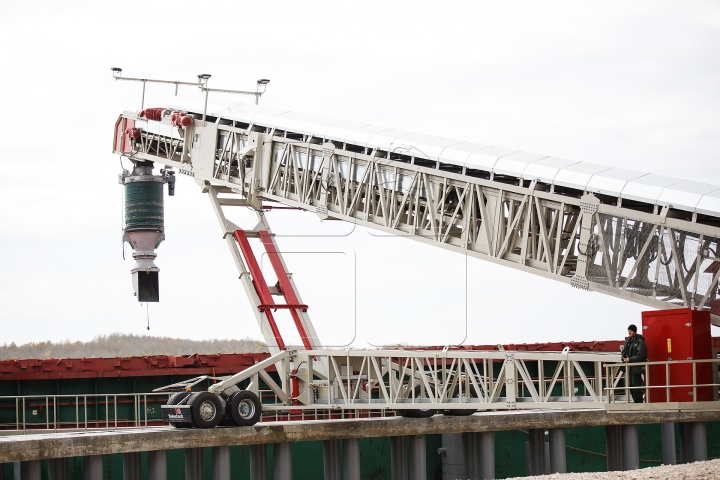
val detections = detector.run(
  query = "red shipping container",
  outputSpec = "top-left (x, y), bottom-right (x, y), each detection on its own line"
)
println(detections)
top-left (642, 308), bottom-right (714, 402)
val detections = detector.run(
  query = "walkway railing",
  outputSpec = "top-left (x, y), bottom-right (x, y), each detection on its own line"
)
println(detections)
top-left (605, 358), bottom-right (720, 409)
top-left (0, 391), bottom-right (392, 435)
top-left (0, 393), bottom-right (171, 435)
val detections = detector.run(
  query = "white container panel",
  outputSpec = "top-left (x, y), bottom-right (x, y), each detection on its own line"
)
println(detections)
top-left (658, 180), bottom-right (720, 212)
top-left (493, 151), bottom-right (547, 177)
top-left (438, 142), bottom-right (490, 167)
top-left (252, 112), bottom-right (288, 130)
top-left (367, 129), bottom-right (413, 151)
top-left (465, 146), bottom-right (516, 172)
top-left (586, 168), bottom-right (647, 197)
top-left (620, 175), bottom-right (683, 204)
top-left (218, 104), bottom-right (267, 124)
top-left (271, 111), bottom-right (338, 137)
top-left (696, 190), bottom-right (720, 216)
top-left (324, 120), bottom-right (371, 144)
top-left (393, 133), bottom-right (460, 161)
top-left (554, 162), bottom-right (612, 190)
top-left (345, 125), bottom-right (392, 149)
top-left (522, 157), bottom-right (579, 184)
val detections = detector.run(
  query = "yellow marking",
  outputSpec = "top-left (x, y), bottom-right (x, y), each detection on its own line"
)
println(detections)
top-left (667, 338), bottom-right (672, 353)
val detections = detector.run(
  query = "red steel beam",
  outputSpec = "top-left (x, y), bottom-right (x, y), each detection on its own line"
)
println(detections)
top-left (233, 230), bottom-right (286, 350)
top-left (258, 231), bottom-right (312, 349)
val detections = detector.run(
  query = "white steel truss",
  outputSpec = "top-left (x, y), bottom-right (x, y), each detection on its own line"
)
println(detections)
top-left (114, 110), bottom-right (720, 326)
top-left (200, 348), bottom-right (620, 411)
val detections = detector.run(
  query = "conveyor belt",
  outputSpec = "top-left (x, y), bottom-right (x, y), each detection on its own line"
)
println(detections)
top-left (114, 100), bottom-right (720, 324)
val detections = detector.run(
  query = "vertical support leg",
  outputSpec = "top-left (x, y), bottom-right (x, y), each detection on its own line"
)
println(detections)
top-left (14, 460), bottom-right (40, 480)
top-left (343, 438), bottom-right (360, 480)
top-left (123, 452), bottom-right (141, 480)
top-left (548, 428), bottom-right (566, 474)
top-left (83, 455), bottom-right (103, 480)
top-left (442, 434), bottom-right (465, 480)
top-left (690, 422), bottom-right (708, 462)
top-left (478, 432), bottom-right (495, 480)
top-left (16, 461), bottom-right (40, 480)
top-left (213, 446), bottom-right (231, 480)
top-left (323, 440), bottom-right (341, 480)
top-left (544, 442), bottom-right (550, 475)
top-left (681, 422), bottom-right (707, 463)
top-left (185, 448), bottom-right (203, 480)
top-left (48, 458), bottom-right (68, 480)
top-left (621, 425), bottom-right (639, 471)
top-left (148, 451), bottom-right (167, 480)
top-left (408, 435), bottom-right (426, 480)
top-left (462, 433), bottom-right (477, 480)
top-left (273, 443), bottom-right (292, 480)
top-left (661, 422), bottom-right (677, 465)
top-left (462, 432), bottom-right (494, 480)
top-left (390, 436), bottom-right (408, 480)
top-left (250, 444), bottom-right (267, 480)
top-left (527, 429), bottom-right (545, 476)
top-left (679, 422), bottom-right (691, 463)
top-left (605, 425), bottom-right (622, 471)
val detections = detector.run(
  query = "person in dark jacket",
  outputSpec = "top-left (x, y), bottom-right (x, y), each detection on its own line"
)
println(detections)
top-left (621, 324), bottom-right (647, 403)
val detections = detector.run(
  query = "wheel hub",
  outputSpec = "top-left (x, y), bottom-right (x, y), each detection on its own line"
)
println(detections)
top-left (199, 400), bottom-right (216, 421)
top-left (238, 399), bottom-right (255, 418)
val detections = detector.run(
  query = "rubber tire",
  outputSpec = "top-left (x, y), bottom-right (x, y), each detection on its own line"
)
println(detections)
top-left (226, 390), bottom-right (262, 426)
top-left (188, 392), bottom-right (223, 429)
top-left (444, 384), bottom-right (477, 417)
top-left (398, 385), bottom-right (437, 419)
top-left (167, 392), bottom-right (192, 429)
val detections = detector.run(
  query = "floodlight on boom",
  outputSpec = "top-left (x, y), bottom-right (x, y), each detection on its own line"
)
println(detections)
top-left (256, 79), bottom-right (270, 104)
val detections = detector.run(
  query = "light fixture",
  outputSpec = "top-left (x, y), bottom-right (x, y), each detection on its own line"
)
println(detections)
top-left (256, 78), bottom-right (270, 94)
top-left (197, 74), bottom-right (212, 86)
top-left (111, 67), bottom-right (123, 77)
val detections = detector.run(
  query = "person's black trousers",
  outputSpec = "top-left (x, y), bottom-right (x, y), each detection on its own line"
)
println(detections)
top-left (630, 373), bottom-right (644, 403)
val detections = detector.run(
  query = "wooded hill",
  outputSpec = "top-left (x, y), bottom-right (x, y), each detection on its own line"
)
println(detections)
top-left (0, 334), bottom-right (267, 360)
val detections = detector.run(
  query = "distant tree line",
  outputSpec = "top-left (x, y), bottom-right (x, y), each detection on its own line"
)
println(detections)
top-left (0, 333), bottom-right (268, 360)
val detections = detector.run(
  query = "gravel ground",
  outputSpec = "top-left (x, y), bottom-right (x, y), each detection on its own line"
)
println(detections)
top-left (506, 458), bottom-right (720, 479)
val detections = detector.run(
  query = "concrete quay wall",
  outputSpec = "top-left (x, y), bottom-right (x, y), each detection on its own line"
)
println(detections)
top-left (3, 409), bottom-right (720, 463)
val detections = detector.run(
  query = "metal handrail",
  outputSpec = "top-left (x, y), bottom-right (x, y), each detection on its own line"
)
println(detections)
top-left (0, 392), bottom-right (171, 435)
top-left (0, 389), bottom-right (391, 435)
top-left (604, 358), bottom-right (720, 405)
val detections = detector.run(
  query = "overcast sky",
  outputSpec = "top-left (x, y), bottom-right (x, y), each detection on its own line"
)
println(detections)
top-left (1, 1), bottom-right (719, 349)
